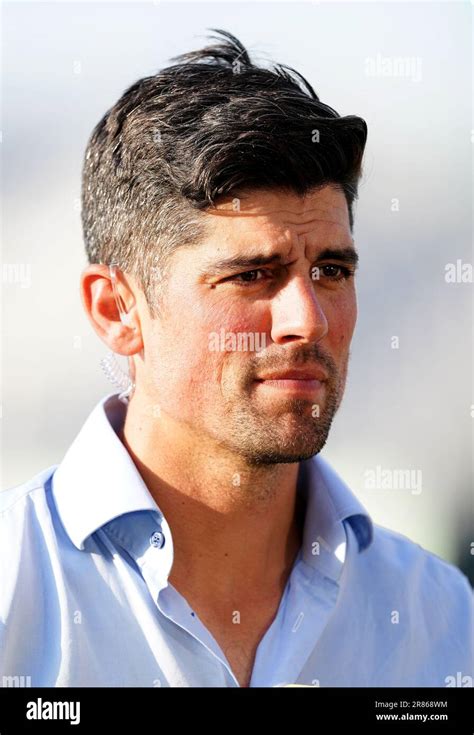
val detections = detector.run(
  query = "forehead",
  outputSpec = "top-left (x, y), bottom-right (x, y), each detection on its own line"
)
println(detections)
top-left (198, 185), bottom-right (352, 255)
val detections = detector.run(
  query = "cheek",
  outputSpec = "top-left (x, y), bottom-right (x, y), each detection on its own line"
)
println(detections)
top-left (198, 299), bottom-right (262, 380)
top-left (325, 291), bottom-right (357, 349)
top-left (152, 290), bottom-right (259, 398)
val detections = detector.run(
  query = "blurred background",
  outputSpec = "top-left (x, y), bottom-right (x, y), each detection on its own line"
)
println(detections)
top-left (1, 1), bottom-right (472, 582)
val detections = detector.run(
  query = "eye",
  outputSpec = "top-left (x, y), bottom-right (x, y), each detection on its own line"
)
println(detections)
top-left (225, 269), bottom-right (268, 285)
top-left (319, 264), bottom-right (353, 280)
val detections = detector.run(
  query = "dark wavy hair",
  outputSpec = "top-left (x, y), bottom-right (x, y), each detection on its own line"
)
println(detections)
top-left (82, 29), bottom-right (368, 316)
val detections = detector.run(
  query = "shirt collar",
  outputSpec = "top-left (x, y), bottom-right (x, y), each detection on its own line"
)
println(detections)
top-left (52, 393), bottom-right (373, 582)
top-left (52, 393), bottom-right (159, 551)
top-left (296, 453), bottom-right (373, 581)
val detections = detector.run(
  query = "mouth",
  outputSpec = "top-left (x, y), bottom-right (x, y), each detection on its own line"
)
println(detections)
top-left (254, 369), bottom-right (327, 396)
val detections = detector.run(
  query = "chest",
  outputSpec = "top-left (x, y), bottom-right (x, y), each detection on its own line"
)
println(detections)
top-left (219, 637), bottom-right (258, 688)
top-left (188, 599), bottom-right (283, 687)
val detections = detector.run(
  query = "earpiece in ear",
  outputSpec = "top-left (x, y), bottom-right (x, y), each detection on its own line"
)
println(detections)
top-left (110, 263), bottom-right (132, 328)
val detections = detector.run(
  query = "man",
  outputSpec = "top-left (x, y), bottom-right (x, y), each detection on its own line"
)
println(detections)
top-left (1, 30), bottom-right (472, 688)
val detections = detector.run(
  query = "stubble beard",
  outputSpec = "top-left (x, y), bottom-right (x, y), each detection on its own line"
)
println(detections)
top-left (217, 355), bottom-right (349, 467)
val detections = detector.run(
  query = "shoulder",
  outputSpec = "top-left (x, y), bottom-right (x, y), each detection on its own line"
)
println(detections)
top-left (362, 522), bottom-right (472, 614)
top-left (0, 466), bottom-right (60, 621)
top-left (337, 521), bottom-right (474, 684)
top-left (0, 465), bottom-right (58, 541)
top-left (0, 466), bottom-right (57, 512)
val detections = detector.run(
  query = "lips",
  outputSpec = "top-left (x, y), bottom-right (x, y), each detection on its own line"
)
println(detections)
top-left (255, 369), bottom-right (328, 382)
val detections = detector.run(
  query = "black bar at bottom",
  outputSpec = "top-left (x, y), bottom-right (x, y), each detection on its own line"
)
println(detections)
top-left (0, 686), bottom-right (471, 733)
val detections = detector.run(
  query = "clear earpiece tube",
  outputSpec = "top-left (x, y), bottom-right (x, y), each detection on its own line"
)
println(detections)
top-left (99, 264), bottom-right (136, 404)
top-left (100, 352), bottom-right (135, 404)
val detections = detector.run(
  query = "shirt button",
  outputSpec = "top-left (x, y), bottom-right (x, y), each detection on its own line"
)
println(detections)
top-left (150, 531), bottom-right (165, 548)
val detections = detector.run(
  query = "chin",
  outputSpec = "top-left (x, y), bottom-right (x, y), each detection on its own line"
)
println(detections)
top-left (240, 438), bottom-right (329, 466)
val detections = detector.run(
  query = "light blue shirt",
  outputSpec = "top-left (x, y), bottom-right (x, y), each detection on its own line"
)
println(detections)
top-left (1, 393), bottom-right (472, 687)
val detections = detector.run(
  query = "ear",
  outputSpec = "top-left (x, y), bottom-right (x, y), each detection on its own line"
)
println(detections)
top-left (80, 264), bottom-right (143, 356)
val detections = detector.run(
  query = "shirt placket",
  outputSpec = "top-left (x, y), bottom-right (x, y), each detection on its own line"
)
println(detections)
top-left (105, 511), bottom-right (240, 686)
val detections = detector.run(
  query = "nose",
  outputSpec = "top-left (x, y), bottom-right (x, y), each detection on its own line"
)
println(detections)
top-left (270, 274), bottom-right (328, 345)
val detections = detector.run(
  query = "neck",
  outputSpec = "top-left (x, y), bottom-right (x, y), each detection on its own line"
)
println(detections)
top-left (119, 393), bottom-right (305, 601)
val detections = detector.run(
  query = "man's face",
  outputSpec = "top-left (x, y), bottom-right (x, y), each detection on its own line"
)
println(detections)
top-left (141, 184), bottom-right (358, 465)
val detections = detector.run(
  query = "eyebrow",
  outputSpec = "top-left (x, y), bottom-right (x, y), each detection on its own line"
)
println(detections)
top-left (200, 247), bottom-right (359, 276)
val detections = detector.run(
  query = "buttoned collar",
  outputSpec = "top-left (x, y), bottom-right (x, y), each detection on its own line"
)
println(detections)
top-left (52, 392), bottom-right (373, 584)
